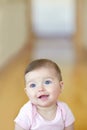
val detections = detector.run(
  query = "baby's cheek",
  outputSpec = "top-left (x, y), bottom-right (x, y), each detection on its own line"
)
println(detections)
top-left (52, 89), bottom-right (61, 96)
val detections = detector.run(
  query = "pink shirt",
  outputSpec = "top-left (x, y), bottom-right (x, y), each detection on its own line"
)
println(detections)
top-left (14, 101), bottom-right (75, 130)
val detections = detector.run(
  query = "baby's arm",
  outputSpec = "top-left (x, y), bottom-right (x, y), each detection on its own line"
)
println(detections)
top-left (15, 123), bottom-right (25, 130)
top-left (64, 123), bottom-right (74, 130)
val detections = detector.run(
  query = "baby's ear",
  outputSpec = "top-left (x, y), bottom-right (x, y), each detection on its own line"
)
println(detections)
top-left (60, 81), bottom-right (64, 92)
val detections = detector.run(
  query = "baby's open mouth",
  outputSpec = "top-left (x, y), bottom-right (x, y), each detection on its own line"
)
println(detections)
top-left (38, 95), bottom-right (49, 99)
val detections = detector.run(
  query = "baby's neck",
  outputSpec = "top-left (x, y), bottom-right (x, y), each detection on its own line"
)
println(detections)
top-left (36, 104), bottom-right (57, 121)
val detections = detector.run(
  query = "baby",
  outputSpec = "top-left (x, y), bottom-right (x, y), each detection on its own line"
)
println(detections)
top-left (14, 59), bottom-right (75, 130)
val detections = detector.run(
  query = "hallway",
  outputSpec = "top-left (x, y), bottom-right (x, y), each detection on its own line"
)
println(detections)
top-left (0, 0), bottom-right (87, 130)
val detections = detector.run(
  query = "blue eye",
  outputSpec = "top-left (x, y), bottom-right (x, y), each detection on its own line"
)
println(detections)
top-left (44, 80), bottom-right (52, 85)
top-left (29, 83), bottom-right (36, 88)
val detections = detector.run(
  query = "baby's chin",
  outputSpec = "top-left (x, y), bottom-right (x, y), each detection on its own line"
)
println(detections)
top-left (30, 99), bottom-right (54, 108)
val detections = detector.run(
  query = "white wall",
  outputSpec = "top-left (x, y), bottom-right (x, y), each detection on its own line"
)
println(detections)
top-left (31, 0), bottom-right (76, 37)
top-left (0, 1), bottom-right (28, 68)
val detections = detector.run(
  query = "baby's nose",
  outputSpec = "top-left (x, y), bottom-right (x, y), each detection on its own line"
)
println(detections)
top-left (38, 85), bottom-right (45, 91)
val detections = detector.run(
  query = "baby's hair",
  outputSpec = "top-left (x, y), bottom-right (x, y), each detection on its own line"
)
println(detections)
top-left (25, 59), bottom-right (62, 81)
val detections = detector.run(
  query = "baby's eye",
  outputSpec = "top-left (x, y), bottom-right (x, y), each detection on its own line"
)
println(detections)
top-left (29, 83), bottom-right (36, 88)
top-left (44, 80), bottom-right (52, 85)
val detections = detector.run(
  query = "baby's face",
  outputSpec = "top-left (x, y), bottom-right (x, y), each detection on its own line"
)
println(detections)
top-left (25, 67), bottom-right (63, 107)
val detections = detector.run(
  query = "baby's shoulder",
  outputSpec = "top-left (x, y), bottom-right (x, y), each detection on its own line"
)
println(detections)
top-left (57, 101), bottom-right (71, 112)
top-left (19, 101), bottom-right (33, 113)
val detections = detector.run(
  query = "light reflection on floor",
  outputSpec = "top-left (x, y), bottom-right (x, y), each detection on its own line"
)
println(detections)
top-left (32, 38), bottom-right (76, 66)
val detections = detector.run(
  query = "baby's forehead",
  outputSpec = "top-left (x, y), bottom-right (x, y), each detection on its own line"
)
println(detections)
top-left (33, 66), bottom-right (57, 72)
top-left (25, 67), bottom-right (58, 78)
top-left (25, 67), bottom-right (58, 82)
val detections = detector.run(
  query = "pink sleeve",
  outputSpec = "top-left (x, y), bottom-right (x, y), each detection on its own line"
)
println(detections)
top-left (62, 103), bottom-right (75, 127)
top-left (14, 102), bottom-right (32, 130)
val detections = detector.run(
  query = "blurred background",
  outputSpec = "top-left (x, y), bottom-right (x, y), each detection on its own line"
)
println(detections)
top-left (0, 0), bottom-right (87, 130)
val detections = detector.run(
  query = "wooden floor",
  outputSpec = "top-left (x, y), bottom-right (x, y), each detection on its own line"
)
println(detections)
top-left (0, 42), bottom-right (87, 130)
